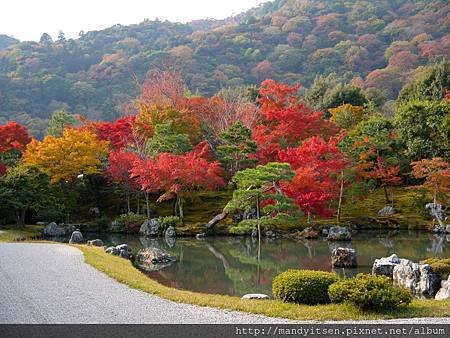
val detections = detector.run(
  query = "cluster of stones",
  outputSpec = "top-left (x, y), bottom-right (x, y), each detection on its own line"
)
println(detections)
top-left (104, 243), bottom-right (133, 260)
top-left (372, 254), bottom-right (449, 300)
top-left (135, 247), bottom-right (176, 272)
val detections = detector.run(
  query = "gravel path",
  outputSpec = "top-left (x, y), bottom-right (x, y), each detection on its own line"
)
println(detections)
top-left (0, 243), bottom-right (448, 324)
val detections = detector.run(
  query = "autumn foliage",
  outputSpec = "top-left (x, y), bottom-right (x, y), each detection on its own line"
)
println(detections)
top-left (0, 121), bottom-right (31, 153)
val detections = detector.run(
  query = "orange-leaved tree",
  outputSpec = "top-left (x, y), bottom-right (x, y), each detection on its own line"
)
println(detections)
top-left (23, 128), bottom-right (109, 184)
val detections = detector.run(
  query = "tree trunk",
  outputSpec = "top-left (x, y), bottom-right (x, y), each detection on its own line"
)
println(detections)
top-left (383, 185), bottom-right (390, 204)
top-left (177, 195), bottom-right (184, 219)
top-left (126, 191), bottom-right (131, 213)
top-left (137, 193), bottom-right (140, 214)
top-left (145, 192), bottom-right (150, 219)
top-left (337, 171), bottom-right (344, 222)
top-left (256, 195), bottom-right (261, 245)
top-left (205, 211), bottom-right (229, 229)
top-left (20, 209), bottom-right (26, 226)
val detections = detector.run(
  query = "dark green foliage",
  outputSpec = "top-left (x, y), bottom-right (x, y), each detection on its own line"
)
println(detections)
top-left (328, 274), bottom-right (412, 310)
top-left (0, 165), bottom-right (51, 225)
top-left (217, 122), bottom-right (257, 176)
top-left (397, 62), bottom-right (450, 103)
top-left (395, 100), bottom-right (450, 161)
top-left (226, 162), bottom-right (301, 234)
top-left (420, 258), bottom-right (450, 279)
top-left (146, 123), bottom-right (192, 156)
top-left (322, 84), bottom-right (368, 112)
top-left (272, 269), bottom-right (338, 304)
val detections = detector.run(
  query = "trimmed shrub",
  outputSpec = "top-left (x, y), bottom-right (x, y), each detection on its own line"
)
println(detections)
top-left (328, 273), bottom-right (412, 310)
top-left (421, 258), bottom-right (450, 279)
top-left (157, 216), bottom-right (182, 230)
top-left (272, 269), bottom-right (338, 304)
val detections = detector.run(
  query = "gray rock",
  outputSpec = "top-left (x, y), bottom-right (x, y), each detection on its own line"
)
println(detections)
top-left (445, 225), bottom-right (450, 234)
top-left (265, 230), bottom-right (276, 238)
top-left (140, 219), bottom-right (161, 237)
top-left (378, 206), bottom-right (396, 216)
top-left (393, 259), bottom-right (441, 298)
top-left (241, 294), bottom-right (270, 300)
top-left (435, 277), bottom-right (450, 300)
top-left (331, 247), bottom-right (357, 268)
top-left (105, 246), bottom-right (120, 255)
top-left (425, 203), bottom-right (446, 231)
top-left (165, 226), bottom-right (176, 238)
top-left (89, 207), bottom-right (100, 216)
top-left (322, 228), bottom-right (329, 236)
top-left (327, 226), bottom-right (351, 241)
top-left (195, 233), bottom-right (206, 240)
top-left (116, 244), bottom-right (131, 252)
top-left (119, 249), bottom-right (131, 260)
top-left (68, 231), bottom-right (84, 244)
top-left (108, 219), bottom-right (125, 233)
top-left (135, 247), bottom-right (176, 272)
top-left (42, 222), bottom-right (65, 237)
top-left (293, 227), bottom-right (319, 239)
top-left (87, 239), bottom-right (104, 247)
top-left (250, 229), bottom-right (258, 238)
top-left (372, 254), bottom-right (401, 277)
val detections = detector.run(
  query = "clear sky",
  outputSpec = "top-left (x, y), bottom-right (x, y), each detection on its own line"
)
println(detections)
top-left (0, 0), bottom-right (269, 41)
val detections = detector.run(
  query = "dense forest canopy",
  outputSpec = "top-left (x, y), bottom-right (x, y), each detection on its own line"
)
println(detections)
top-left (0, 0), bottom-right (448, 137)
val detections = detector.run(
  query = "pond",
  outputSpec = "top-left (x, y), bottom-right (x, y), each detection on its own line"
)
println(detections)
top-left (82, 230), bottom-right (449, 296)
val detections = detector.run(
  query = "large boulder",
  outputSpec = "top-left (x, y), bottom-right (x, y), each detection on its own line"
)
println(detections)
top-left (372, 254), bottom-right (401, 277)
top-left (331, 247), bottom-right (357, 268)
top-left (393, 259), bottom-right (441, 298)
top-left (140, 219), bottom-right (161, 237)
top-left (116, 244), bottom-right (131, 252)
top-left (327, 226), bottom-right (351, 241)
top-left (69, 231), bottom-right (84, 244)
top-left (135, 247), bottom-right (176, 272)
top-left (435, 277), bottom-right (450, 300)
top-left (378, 206), bottom-right (396, 216)
top-left (42, 222), bottom-right (65, 237)
top-left (87, 239), bottom-right (104, 247)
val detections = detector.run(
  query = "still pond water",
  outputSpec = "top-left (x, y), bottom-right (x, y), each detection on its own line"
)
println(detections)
top-left (83, 230), bottom-right (449, 296)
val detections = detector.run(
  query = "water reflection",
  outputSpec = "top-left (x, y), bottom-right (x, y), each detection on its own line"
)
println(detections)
top-left (83, 230), bottom-right (449, 296)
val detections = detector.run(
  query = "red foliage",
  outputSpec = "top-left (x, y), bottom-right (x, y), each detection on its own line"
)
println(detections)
top-left (0, 121), bottom-right (31, 153)
top-left (131, 143), bottom-right (225, 200)
top-left (279, 136), bottom-right (349, 216)
top-left (107, 150), bottom-right (140, 190)
top-left (253, 79), bottom-right (338, 163)
top-left (93, 115), bottom-right (136, 150)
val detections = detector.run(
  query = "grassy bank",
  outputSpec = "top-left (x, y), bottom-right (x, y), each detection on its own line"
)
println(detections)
top-left (0, 225), bottom-right (42, 242)
top-left (1, 227), bottom-right (448, 321)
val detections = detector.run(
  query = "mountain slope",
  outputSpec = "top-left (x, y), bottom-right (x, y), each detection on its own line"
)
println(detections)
top-left (0, 0), bottom-right (448, 137)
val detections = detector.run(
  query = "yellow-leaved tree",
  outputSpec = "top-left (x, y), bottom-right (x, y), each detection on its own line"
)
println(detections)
top-left (23, 128), bottom-right (109, 184)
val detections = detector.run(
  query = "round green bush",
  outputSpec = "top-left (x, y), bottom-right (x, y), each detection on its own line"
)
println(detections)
top-left (328, 273), bottom-right (412, 310)
top-left (272, 269), bottom-right (338, 304)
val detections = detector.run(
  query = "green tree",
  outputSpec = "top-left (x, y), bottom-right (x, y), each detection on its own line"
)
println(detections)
top-left (0, 166), bottom-right (51, 226)
top-left (145, 122), bottom-right (192, 156)
top-left (395, 100), bottom-right (450, 161)
top-left (322, 83), bottom-right (368, 112)
top-left (217, 122), bottom-right (257, 176)
top-left (46, 109), bottom-right (77, 137)
top-left (225, 162), bottom-right (299, 241)
top-left (397, 61), bottom-right (449, 104)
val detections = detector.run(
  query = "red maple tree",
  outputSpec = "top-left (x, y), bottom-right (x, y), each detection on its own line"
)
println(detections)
top-left (131, 142), bottom-right (224, 218)
top-left (0, 121), bottom-right (31, 153)
top-left (279, 136), bottom-right (348, 218)
top-left (252, 79), bottom-right (338, 163)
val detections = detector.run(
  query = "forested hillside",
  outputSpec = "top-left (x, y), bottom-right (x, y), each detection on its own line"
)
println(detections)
top-left (0, 0), bottom-right (448, 137)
